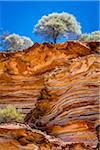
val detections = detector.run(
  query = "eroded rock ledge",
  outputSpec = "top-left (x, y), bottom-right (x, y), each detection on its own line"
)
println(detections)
top-left (0, 123), bottom-right (95, 150)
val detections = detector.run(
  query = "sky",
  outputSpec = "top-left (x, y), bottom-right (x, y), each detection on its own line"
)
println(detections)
top-left (0, 0), bottom-right (99, 43)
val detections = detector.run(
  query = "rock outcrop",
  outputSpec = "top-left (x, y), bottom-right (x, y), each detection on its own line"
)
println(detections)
top-left (25, 53), bottom-right (99, 148)
top-left (0, 123), bottom-right (65, 150)
top-left (0, 41), bottom-right (99, 114)
top-left (0, 123), bottom-right (95, 150)
top-left (0, 41), bottom-right (99, 149)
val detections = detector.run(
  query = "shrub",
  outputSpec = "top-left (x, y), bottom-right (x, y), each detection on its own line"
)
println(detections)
top-left (0, 31), bottom-right (33, 52)
top-left (79, 31), bottom-right (100, 41)
top-left (0, 105), bottom-right (24, 123)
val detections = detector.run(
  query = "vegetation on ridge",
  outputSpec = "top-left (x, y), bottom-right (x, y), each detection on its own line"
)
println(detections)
top-left (0, 12), bottom-right (99, 52)
top-left (0, 31), bottom-right (33, 52)
top-left (79, 31), bottom-right (100, 41)
top-left (34, 12), bottom-right (81, 43)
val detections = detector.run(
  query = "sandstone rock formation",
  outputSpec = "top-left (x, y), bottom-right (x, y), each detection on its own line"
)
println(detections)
top-left (0, 123), bottom-right (95, 150)
top-left (0, 123), bottom-right (65, 150)
top-left (25, 53), bottom-right (99, 148)
top-left (0, 41), bottom-right (99, 149)
top-left (0, 41), bottom-right (99, 114)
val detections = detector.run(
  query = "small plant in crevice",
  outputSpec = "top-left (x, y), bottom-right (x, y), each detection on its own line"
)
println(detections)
top-left (0, 105), bottom-right (24, 123)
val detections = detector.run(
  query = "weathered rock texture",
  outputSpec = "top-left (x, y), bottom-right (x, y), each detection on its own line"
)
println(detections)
top-left (0, 123), bottom-right (95, 150)
top-left (0, 123), bottom-right (65, 150)
top-left (0, 41), bottom-right (100, 149)
top-left (0, 41), bottom-right (99, 114)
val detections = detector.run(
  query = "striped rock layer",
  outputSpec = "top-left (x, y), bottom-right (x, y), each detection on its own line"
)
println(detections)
top-left (0, 41), bottom-right (100, 149)
top-left (0, 41), bottom-right (99, 114)
top-left (24, 42), bottom-right (100, 149)
top-left (0, 123), bottom-right (96, 150)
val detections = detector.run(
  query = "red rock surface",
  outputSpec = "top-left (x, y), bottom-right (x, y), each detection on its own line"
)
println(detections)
top-left (0, 123), bottom-right (95, 150)
top-left (0, 41), bottom-right (99, 114)
top-left (0, 41), bottom-right (99, 149)
top-left (25, 53), bottom-right (99, 148)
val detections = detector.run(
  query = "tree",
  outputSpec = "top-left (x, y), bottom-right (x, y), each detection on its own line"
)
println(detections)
top-left (0, 32), bottom-right (33, 52)
top-left (79, 31), bottom-right (100, 41)
top-left (34, 12), bottom-right (81, 43)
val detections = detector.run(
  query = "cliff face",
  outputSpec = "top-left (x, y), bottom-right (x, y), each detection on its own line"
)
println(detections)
top-left (0, 41), bottom-right (99, 149)
top-left (24, 52), bottom-right (99, 148)
top-left (0, 41), bottom-right (99, 114)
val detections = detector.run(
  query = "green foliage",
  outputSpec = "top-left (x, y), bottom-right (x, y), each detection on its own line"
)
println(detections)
top-left (79, 31), bottom-right (100, 41)
top-left (34, 12), bottom-right (81, 43)
top-left (0, 105), bottom-right (24, 123)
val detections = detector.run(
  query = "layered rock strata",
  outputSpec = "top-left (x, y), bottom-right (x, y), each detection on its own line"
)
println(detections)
top-left (0, 41), bottom-right (100, 149)
top-left (25, 53), bottom-right (99, 148)
top-left (0, 123), bottom-right (95, 150)
top-left (0, 41), bottom-right (99, 114)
